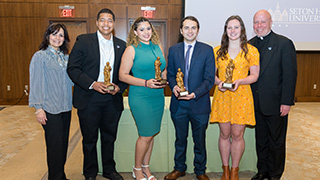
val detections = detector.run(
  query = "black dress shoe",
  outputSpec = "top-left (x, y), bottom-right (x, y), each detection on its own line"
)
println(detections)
top-left (252, 173), bottom-right (269, 180)
top-left (103, 171), bottom-right (124, 180)
top-left (85, 177), bottom-right (96, 180)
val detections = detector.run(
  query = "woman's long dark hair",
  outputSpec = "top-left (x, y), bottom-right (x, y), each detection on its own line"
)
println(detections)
top-left (216, 15), bottom-right (248, 61)
top-left (39, 23), bottom-right (70, 54)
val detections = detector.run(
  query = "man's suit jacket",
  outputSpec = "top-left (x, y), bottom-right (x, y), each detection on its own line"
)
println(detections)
top-left (249, 31), bottom-right (297, 115)
top-left (67, 33), bottom-right (127, 110)
top-left (167, 41), bottom-right (215, 114)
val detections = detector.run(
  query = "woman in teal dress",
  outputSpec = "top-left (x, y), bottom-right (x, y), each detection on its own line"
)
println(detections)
top-left (119, 17), bottom-right (167, 180)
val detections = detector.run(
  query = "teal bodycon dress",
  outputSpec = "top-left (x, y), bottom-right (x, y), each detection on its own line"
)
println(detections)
top-left (128, 41), bottom-right (166, 137)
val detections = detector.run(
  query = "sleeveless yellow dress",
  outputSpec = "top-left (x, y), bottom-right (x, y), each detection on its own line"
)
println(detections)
top-left (210, 44), bottom-right (259, 125)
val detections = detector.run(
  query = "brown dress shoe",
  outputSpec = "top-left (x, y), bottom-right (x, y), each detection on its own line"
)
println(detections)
top-left (221, 165), bottom-right (230, 180)
top-left (230, 167), bottom-right (239, 180)
top-left (164, 169), bottom-right (186, 180)
top-left (196, 174), bottom-right (210, 180)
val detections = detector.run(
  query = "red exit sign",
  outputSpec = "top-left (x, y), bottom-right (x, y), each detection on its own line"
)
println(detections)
top-left (141, 6), bottom-right (156, 19)
top-left (142, 10), bottom-right (155, 19)
top-left (59, 5), bottom-right (75, 18)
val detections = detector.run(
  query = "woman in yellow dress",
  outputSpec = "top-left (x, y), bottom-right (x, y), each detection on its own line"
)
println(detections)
top-left (210, 15), bottom-right (260, 180)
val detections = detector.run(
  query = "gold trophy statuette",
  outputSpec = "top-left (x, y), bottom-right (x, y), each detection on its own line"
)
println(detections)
top-left (176, 68), bottom-right (188, 96)
top-left (154, 57), bottom-right (167, 86)
top-left (222, 59), bottom-right (235, 89)
top-left (104, 62), bottom-right (115, 91)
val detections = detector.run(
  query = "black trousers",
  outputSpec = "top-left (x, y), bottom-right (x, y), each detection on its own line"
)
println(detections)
top-left (77, 92), bottom-right (122, 178)
top-left (43, 111), bottom-right (71, 180)
top-left (255, 107), bottom-right (288, 178)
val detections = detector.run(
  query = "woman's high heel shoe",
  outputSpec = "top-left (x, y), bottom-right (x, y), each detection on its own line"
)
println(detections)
top-left (132, 166), bottom-right (147, 180)
top-left (141, 165), bottom-right (157, 180)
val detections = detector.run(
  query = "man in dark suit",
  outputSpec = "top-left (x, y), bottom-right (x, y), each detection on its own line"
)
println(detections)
top-left (249, 10), bottom-right (297, 180)
top-left (67, 8), bottom-right (127, 180)
top-left (165, 16), bottom-right (215, 180)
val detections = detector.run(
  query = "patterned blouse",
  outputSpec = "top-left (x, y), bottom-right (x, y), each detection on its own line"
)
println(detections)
top-left (29, 46), bottom-right (73, 114)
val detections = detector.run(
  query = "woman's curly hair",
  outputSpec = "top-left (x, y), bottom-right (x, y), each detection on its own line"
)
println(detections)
top-left (127, 17), bottom-right (160, 47)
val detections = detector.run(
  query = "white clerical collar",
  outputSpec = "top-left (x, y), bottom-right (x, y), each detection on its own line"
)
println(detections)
top-left (258, 31), bottom-right (271, 40)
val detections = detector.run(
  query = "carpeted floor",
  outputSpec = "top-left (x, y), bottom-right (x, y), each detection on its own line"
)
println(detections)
top-left (0, 103), bottom-right (319, 179)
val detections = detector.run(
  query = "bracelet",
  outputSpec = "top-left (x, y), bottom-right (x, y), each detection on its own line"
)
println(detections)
top-left (145, 80), bottom-right (148, 87)
top-left (35, 109), bottom-right (42, 114)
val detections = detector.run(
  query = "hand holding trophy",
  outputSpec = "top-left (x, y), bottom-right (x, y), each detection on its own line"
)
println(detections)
top-left (154, 57), bottom-right (167, 86)
top-left (104, 62), bottom-right (115, 91)
top-left (176, 68), bottom-right (188, 96)
top-left (222, 59), bottom-right (235, 89)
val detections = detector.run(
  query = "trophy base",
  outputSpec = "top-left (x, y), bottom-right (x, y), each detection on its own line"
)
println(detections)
top-left (106, 85), bottom-right (115, 91)
top-left (179, 91), bottom-right (189, 97)
top-left (222, 82), bottom-right (234, 89)
top-left (155, 79), bottom-right (167, 86)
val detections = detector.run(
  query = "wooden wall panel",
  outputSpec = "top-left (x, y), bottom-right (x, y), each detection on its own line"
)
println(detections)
top-left (127, 0), bottom-right (170, 5)
top-left (89, 4), bottom-right (127, 19)
top-left (128, 5), bottom-right (168, 19)
top-left (169, 4), bottom-right (182, 19)
top-left (92, 0), bottom-right (127, 3)
top-left (88, 17), bottom-right (97, 33)
top-left (87, 17), bottom-right (127, 40)
top-left (295, 52), bottom-right (320, 101)
top-left (168, 19), bottom-right (180, 46)
top-left (314, 56), bottom-right (320, 98)
top-left (127, 0), bottom-right (156, 4)
top-left (0, 17), bottom-right (46, 104)
top-left (0, 0), bottom-right (44, 2)
top-left (0, 3), bottom-right (45, 17)
top-left (155, 5), bottom-right (169, 19)
top-left (159, 0), bottom-right (170, 4)
top-left (114, 19), bottom-right (128, 41)
top-left (127, 5), bottom-right (141, 18)
top-left (296, 53), bottom-right (313, 98)
top-left (46, 0), bottom-right (88, 2)
top-left (46, 4), bottom-right (88, 18)
top-left (169, 0), bottom-right (183, 5)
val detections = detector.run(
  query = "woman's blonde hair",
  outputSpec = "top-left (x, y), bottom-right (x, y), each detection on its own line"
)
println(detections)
top-left (127, 17), bottom-right (160, 47)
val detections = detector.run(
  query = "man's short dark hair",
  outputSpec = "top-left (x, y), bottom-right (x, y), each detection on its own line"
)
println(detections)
top-left (180, 16), bottom-right (200, 29)
top-left (178, 16), bottom-right (200, 43)
top-left (97, 8), bottom-right (115, 21)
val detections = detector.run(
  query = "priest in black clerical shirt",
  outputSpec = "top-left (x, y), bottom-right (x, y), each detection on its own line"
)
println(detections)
top-left (249, 9), bottom-right (297, 180)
